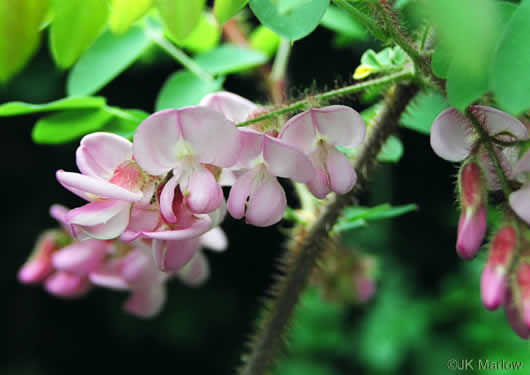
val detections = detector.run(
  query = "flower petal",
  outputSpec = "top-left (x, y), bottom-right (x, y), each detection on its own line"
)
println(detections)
top-left (49, 204), bottom-right (69, 225)
top-left (227, 168), bottom-right (258, 219)
top-left (67, 200), bottom-right (132, 240)
top-left (430, 108), bottom-right (473, 162)
top-left (263, 136), bottom-right (314, 183)
top-left (159, 174), bottom-right (179, 224)
top-left (153, 237), bottom-right (200, 272)
top-left (510, 185), bottom-right (530, 225)
top-left (514, 150), bottom-right (530, 176)
top-left (121, 205), bottom-right (161, 242)
top-left (76, 132), bottom-right (133, 179)
top-left (200, 227), bottom-right (228, 252)
top-left (235, 128), bottom-right (265, 168)
top-left (44, 272), bottom-right (91, 298)
top-left (133, 109), bottom-right (181, 176)
top-left (178, 106), bottom-right (242, 167)
top-left (246, 175), bottom-right (286, 227)
top-left (306, 166), bottom-right (330, 199)
top-left (121, 248), bottom-right (160, 288)
top-left (56, 170), bottom-right (143, 202)
top-left (326, 145), bottom-right (357, 194)
top-left (89, 259), bottom-right (129, 290)
top-left (200, 91), bottom-right (258, 123)
top-left (279, 110), bottom-right (317, 153)
top-left (52, 240), bottom-right (109, 275)
top-left (124, 285), bottom-right (166, 318)
top-left (474, 105), bottom-right (528, 140)
top-left (177, 251), bottom-right (209, 286)
top-left (311, 106), bottom-right (366, 148)
top-left (185, 167), bottom-right (224, 214)
top-left (142, 216), bottom-right (213, 240)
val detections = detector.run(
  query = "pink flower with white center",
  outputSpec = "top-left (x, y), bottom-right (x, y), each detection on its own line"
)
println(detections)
top-left (227, 128), bottom-right (314, 226)
top-left (279, 106), bottom-right (366, 199)
top-left (481, 225), bottom-right (517, 310)
top-left (56, 133), bottom-right (152, 240)
top-left (456, 160), bottom-right (487, 259)
top-left (430, 105), bottom-right (528, 190)
top-left (509, 150), bottom-right (530, 225)
top-left (133, 106), bottom-right (242, 216)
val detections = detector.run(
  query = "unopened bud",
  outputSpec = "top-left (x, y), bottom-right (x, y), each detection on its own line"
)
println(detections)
top-left (44, 272), bottom-right (91, 298)
top-left (481, 225), bottom-right (517, 310)
top-left (505, 290), bottom-right (530, 339)
top-left (456, 161), bottom-right (487, 259)
top-left (515, 261), bottom-right (530, 329)
top-left (18, 231), bottom-right (60, 284)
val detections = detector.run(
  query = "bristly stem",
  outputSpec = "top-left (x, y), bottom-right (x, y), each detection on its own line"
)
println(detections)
top-left (145, 27), bottom-right (215, 83)
top-left (236, 69), bottom-right (413, 127)
top-left (237, 84), bottom-right (419, 375)
top-left (466, 108), bottom-right (512, 198)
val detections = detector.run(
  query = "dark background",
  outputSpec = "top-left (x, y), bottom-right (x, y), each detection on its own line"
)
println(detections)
top-left (3, 25), bottom-right (526, 375)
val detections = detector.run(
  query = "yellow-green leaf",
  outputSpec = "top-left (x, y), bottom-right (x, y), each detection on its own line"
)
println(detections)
top-left (50, 0), bottom-right (109, 68)
top-left (156, 0), bottom-right (205, 41)
top-left (109, 0), bottom-right (153, 34)
top-left (0, 0), bottom-right (49, 83)
top-left (249, 25), bottom-right (280, 57)
top-left (214, 0), bottom-right (248, 24)
top-left (175, 13), bottom-right (220, 53)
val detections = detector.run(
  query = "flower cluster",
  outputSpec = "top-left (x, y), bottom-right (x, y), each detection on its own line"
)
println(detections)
top-left (430, 105), bottom-right (530, 339)
top-left (18, 204), bottom-right (225, 317)
top-left (20, 91), bottom-right (367, 316)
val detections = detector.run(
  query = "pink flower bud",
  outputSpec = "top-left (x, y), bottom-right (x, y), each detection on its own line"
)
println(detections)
top-left (354, 274), bottom-right (376, 302)
top-left (481, 225), bottom-right (517, 310)
top-left (456, 161), bottom-right (487, 259)
top-left (505, 290), bottom-right (530, 339)
top-left (44, 272), bottom-right (91, 298)
top-left (18, 231), bottom-right (59, 284)
top-left (515, 262), bottom-right (530, 329)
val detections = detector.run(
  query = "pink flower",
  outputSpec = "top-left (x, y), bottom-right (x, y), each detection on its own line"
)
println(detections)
top-left (44, 272), bottom-right (91, 298)
top-left (430, 106), bottom-right (528, 190)
top-left (509, 150), bottom-right (530, 225)
top-left (227, 128), bottom-right (314, 226)
top-left (56, 133), bottom-right (152, 240)
top-left (505, 290), bottom-right (530, 339)
top-left (481, 225), bottom-right (517, 310)
top-left (279, 106), bottom-right (366, 198)
top-left (456, 161), bottom-right (487, 259)
top-left (200, 91), bottom-right (259, 124)
top-left (133, 107), bottom-right (242, 215)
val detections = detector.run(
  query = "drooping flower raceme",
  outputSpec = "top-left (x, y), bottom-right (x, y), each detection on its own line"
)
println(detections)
top-left (19, 204), bottom-right (228, 317)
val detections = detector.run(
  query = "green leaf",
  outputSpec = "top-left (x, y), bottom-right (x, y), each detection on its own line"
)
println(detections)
top-left (101, 108), bottom-right (149, 138)
top-left (431, 42), bottom-right (451, 79)
top-left (446, 61), bottom-right (489, 110)
top-left (491, 0), bottom-right (530, 115)
top-left (50, 0), bottom-right (109, 68)
top-left (194, 44), bottom-right (267, 75)
top-left (0, 0), bottom-right (49, 83)
top-left (156, 71), bottom-right (224, 110)
top-left (0, 97), bottom-right (106, 117)
top-left (67, 26), bottom-right (151, 96)
top-left (360, 50), bottom-right (381, 68)
top-left (109, 0), bottom-right (153, 34)
top-left (156, 0), bottom-right (205, 41)
top-left (249, 0), bottom-right (329, 41)
top-left (249, 25), bottom-right (281, 58)
top-left (320, 6), bottom-right (367, 40)
top-left (175, 13), bottom-right (221, 53)
top-left (334, 203), bottom-right (417, 232)
top-left (377, 136), bottom-right (403, 163)
top-left (401, 90), bottom-right (449, 135)
top-left (32, 109), bottom-right (113, 144)
top-left (214, 0), bottom-right (248, 24)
